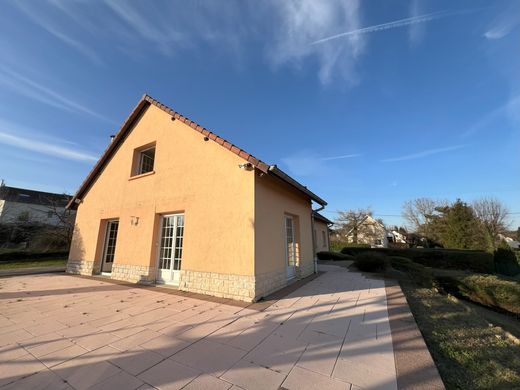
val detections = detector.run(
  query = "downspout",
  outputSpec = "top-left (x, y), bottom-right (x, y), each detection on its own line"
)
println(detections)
top-left (311, 203), bottom-right (325, 274)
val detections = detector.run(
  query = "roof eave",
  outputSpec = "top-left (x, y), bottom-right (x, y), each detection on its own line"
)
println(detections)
top-left (268, 166), bottom-right (327, 206)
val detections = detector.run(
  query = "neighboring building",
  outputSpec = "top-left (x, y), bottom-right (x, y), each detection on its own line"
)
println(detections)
top-left (345, 215), bottom-right (388, 248)
top-left (313, 212), bottom-right (332, 253)
top-left (0, 183), bottom-right (72, 225)
top-left (498, 234), bottom-right (520, 250)
top-left (67, 95), bottom-right (327, 302)
top-left (387, 229), bottom-right (407, 247)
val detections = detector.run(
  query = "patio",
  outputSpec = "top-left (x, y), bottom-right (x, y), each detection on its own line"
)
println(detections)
top-left (0, 264), bottom-right (398, 390)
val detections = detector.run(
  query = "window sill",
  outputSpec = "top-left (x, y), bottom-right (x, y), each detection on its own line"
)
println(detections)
top-left (129, 171), bottom-right (155, 181)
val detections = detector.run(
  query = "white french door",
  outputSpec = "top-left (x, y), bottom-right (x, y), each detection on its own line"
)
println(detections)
top-left (157, 214), bottom-right (184, 285)
top-left (101, 220), bottom-right (119, 273)
top-left (285, 216), bottom-right (296, 280)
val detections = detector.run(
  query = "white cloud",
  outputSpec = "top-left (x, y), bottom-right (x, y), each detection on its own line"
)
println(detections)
top-left (408, 0), bottom-right (425, 46)
top-left (461, 95), bottom-right (520, 138)
top-left (0, 66), bottom-right (115, 123)
top-left (381, 145), bottom-right (466, 162)
top-left (12, 1), bottom-right (102, 65)
top-left (483, 3), bottom-right (519, 40)
top-left (281, 150), bottom-right (362, 176)
top-left (268, 0), bottom-right (364, 85)
top-left (0, 119), bottom-right (98, 162)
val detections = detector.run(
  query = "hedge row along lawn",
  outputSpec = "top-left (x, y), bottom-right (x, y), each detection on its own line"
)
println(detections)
top-left (0, 258), bottom-right (67, 270)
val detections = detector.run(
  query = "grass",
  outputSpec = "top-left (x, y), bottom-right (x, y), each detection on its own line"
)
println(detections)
top-left (401, 280), bottom-right (520, 389)
top-left (0, 258), bottom-right (67, 270)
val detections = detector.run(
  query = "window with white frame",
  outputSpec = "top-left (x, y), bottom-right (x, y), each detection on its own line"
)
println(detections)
top-left (138, 147), bottom-right (155, 174)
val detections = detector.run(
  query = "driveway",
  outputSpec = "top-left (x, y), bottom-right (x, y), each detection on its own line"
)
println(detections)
top-left (0, 264), bottom-right (397, 390)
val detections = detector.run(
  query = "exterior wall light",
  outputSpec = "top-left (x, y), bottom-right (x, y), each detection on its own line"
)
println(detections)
top-left (238, 163), bottom-right (254, 171)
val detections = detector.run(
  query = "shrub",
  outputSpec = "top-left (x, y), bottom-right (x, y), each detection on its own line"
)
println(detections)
top-left (329, 240), bottom-right (348, 252)
top-left (338, 247), bottom-right (494, 273)
top-left (316, 251), bottom-right (354, 261)
top-left (0, 251), bottom-right (68, 262)
top-left (439, 274), bottom-right (520, 315)
top-left (390, 256), bottom-right (434, 287)
top-left (494, 248), bottom-right (520, 276)
top-left (353, 252), bottom-right (387, 272)
top-left (340, 243), bottom-right (371, 254)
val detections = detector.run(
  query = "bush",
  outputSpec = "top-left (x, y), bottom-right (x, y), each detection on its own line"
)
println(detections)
top-left (353, 252), bottom-right (387, 272)
top-left (494, 248), bottom-right (520, 276)
top-left (390, 256), bottom-right (434, 287)
top-left (439, 274), bottom-right (520, 315)
top-left (339, 247), bottom-right (494, 273)
top-left (0, 251), bottom-right (68, 262)
top-left (316, 251), bottom-right (354, 261)
top-left (329, 240), bottom-right (348, 252)
top-left (340, 243), bottom-right (371, 253)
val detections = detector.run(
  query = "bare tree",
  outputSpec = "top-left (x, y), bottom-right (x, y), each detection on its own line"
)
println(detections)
top-left (402, 198), bottom-right (445, 233)
top-left (472, 197), bottom-right (510, 250)
top-left (335, 208), bottom-right (372, 244)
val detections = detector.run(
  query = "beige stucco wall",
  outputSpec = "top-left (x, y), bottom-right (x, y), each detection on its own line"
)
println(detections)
top-left (254, 172), bottom-right (314, 294)
top-left (314, 220), bottom-right (329, 253)
top-left (69, 104), bottom-right (256, 280)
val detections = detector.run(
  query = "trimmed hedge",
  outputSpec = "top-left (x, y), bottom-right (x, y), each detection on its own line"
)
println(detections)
top-left (0, 251), bottom-right (68, 262)
top-left (494, 248), bottom-right (520, 277)
top-left (316, 251), bottom-right (354, 261)
top-left (438, 274), bottom-right (520, 315)
top-left (340, 247), bottom-right (494, 273)
top-left (390, 256), bottom-right (434, 287)
top-left (353, 252), bottom-right (386, 272)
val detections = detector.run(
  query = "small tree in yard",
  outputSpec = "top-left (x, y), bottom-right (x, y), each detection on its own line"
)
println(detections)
top-left (472, 197), bottom-right (510, 250)
top-left (402, 197), bottom-right (447, 238)
top-left (429, 199), bottom-right (489, 250)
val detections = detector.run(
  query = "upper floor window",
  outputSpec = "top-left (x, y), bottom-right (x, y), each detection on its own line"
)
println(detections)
top-left (131, 143), bottom-right (156, 177)
top-left (138, 147), bottom-right (155, 174)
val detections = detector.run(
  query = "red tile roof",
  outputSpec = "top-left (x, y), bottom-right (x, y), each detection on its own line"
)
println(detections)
top-left (67, 94), bottom-right (326, 209)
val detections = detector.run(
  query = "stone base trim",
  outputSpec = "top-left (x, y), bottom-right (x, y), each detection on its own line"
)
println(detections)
top-left (179, 270), bottom-right (256, 302)
top-left (66, 260), bottom-right (94, 276)
top-left (255, 268), bottom-right (288, 300)
top-left (111, 264), bottom-right (154, 283)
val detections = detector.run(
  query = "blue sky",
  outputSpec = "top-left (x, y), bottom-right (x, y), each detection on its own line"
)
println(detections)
top-left (0, 0), bottom-right (519, 228)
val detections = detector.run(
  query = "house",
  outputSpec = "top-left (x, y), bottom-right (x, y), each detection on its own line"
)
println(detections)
top-left (66, 95), bottom-right (327, 302)
top-left (313, 212), bottom-right (332, 253)
top-left (498, 234), bottom-right (520, 250)
top-left (345, 215), bottom-right (388, 248)
top-left (0, 182), bottom-right (73, 225)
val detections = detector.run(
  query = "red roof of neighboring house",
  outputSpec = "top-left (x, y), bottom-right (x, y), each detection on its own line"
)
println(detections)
top-left (68, 94), bottom-right (327, 209)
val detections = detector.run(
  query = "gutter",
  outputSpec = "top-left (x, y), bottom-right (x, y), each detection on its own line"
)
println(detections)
top-left (311, 204), bottom-right (325, 274)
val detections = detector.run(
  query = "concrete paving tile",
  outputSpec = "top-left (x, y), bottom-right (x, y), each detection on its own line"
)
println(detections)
top-left (73, 331), bottom-right (117, 351)
top-left (54, 359), bottom-right (122, 390)
top-left (244, 333), bottom-right (306, 374)
top-left (139, 335), bottom-right (191, 358)
top-left (110, 329), bottom-right (162, 351)
top-left (282, 366), bottom-right (350, 390)
top-left (0, 328), bottom-right (34, 347)
top-left (183, 374), bottom-right (233, 390)
top-left (57, 323), bottom-right (99, 338)
top-left (88, 370), bottom-right (144, 390)
top-left (221, 359), bottom-right (285, 390)
top-left (296, 338), bottom-right (343, 377)
top-left (138, 359), bottom-right (200, 390)
top-left (0, 343), bottom-right (30, 361)
top-left (158, 321), bottom-right (194, 337)
top-left (171, 339), bottom-right (246, 376)
top-left (23, 334), bottom-right (75, 358)
top-left (0, 368), bottom-right (70, 390)
top-left (226, 320), bottom-right (279, 351)
top-left (0, 353), bottom-right (47, 387)
top-left (110, 346), bottom-right (164, 375)
top-left (38, 344), bottom-right (89, 368)
top-left (334, 357), bottom-right (398, 390)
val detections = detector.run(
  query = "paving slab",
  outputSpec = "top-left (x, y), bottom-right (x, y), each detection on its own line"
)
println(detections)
top-left (0, 265), bottom-right (414, 389)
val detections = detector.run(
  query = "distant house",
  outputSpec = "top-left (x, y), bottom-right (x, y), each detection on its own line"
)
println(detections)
top-left (313, 212), bottom-right (332, 253)
top-left (345, 215), bottom-right (388, 248)
top-left (0, 182), bottom-right (73, 226)
top-left (498, 234), bottom-right (520, 250)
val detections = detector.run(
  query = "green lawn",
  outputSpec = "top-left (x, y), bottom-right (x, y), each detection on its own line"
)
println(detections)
top-left (401, 280), bottom-right (520, 389)
top-left (0, 258), bottom-right (67, 270)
